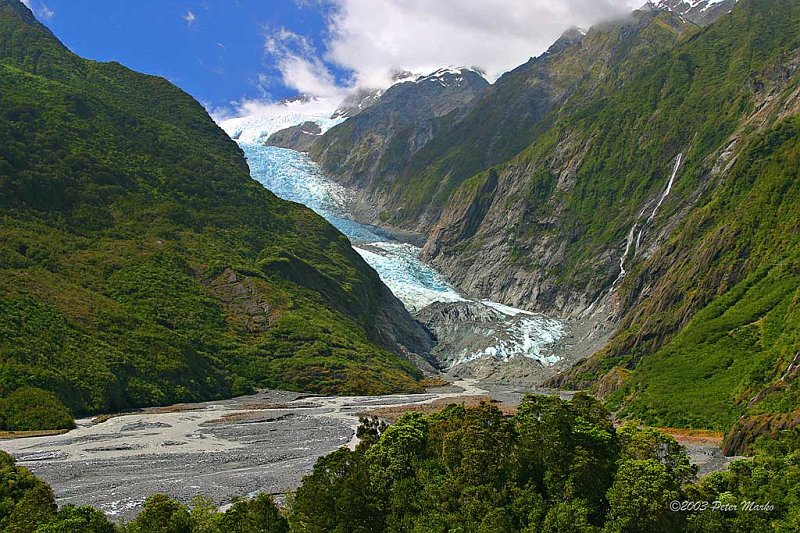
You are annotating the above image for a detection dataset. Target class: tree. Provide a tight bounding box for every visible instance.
[0,451,57,533]
[36,505,117,532]
[123,494,191,533]
[604,459,683,533]
[290,448,379,533]
[217,493,288,533]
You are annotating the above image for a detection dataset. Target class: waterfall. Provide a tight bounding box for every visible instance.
[611,152,684,290]
[611,205,649,289]
[647,152,683,224]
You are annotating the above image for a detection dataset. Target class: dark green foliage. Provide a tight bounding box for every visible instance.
[0,387,73,431]
[289,401,799,532]
[37,505,117,533]
[1,414,798,532]
[291,396,682,532]
[123,494,192,533]
[0,451,57,532]
[121,493,289,533]
[685,429,800,532]
[217,493,289,533]
[0,0,423,430]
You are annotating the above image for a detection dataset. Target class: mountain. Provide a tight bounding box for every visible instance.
[304,0,800,449]
[330,71,418,119]
[304,68,490,222]
[0,0,433,430]
[310,11,696,235]
[654,0,738,26]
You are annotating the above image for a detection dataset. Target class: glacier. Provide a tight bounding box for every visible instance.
[237,139,565,369]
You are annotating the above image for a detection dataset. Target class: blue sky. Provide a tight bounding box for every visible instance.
[30,0,346,112]
[26,0,639,119]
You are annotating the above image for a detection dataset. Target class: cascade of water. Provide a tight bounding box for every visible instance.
[611,152,684,290]
[611,205,649,289]
[647,152,683,224]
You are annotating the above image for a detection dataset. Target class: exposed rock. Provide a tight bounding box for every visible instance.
[722,410,800,456]
[309,67,489,199]
[591,367,631,400]
[266,121,322,152]
[120,421,172,432]
[205,268,276,334]
[416,300,571,381]
[653,0,737,27]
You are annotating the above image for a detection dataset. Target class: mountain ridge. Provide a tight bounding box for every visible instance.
[0,0,432,430]
[297,0,800,448]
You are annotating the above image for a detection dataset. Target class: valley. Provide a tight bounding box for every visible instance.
[0,380,533,520]
[1,0,800,529]
[236,140,579,378]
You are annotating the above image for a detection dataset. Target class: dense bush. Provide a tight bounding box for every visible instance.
[0,387,74,431]
[0,0,423,430]
[290,397,799,532]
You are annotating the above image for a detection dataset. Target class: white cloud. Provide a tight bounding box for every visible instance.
[183,9,196,26]
[22,0,55,20]
[226,0,646,121]
[262,26,345,99]
[323,0,643,88]
[38,4,54,19]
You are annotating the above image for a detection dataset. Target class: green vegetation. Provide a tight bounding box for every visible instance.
[335,0,800,439]
[290,399,800,532]
[0,0,423,431]
[3,400,798,532]
[542,0,800,438]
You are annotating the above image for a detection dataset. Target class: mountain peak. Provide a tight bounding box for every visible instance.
[648,0,738,26]
[412,67,488,89]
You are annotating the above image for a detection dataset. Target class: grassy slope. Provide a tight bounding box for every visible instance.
[0,0,421,430]
[607,117,800,430]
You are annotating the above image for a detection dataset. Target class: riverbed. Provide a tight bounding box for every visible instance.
[0,380,501,520]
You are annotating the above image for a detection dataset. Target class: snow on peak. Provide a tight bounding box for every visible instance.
[409,67,486,89]
[219,97,344,145]
[652,0,734,15]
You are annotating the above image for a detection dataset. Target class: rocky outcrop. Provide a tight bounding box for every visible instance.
[309,67,489,213]
[653,0,737,27]
[265,121,322,152]
[722,411,800,456]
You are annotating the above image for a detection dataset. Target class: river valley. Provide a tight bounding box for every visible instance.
[0,380,532,520]
[0,139,730,519]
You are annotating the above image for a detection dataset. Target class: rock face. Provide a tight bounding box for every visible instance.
[265,121,322,152]
[308,67,489,221]
[654,0,738,27]
[306,0,800,442]
[312,9,696,317]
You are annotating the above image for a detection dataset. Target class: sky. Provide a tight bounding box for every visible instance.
[25,0,645,120]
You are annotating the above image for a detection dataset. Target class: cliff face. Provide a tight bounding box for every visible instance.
[306,68,490,227]
[436,0,800,435]
[307,0,800,439]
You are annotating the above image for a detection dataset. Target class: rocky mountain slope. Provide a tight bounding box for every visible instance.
[305,68,490,223]
[654,0,738,27]
[304,0,800,448]
[0,0,433,430]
